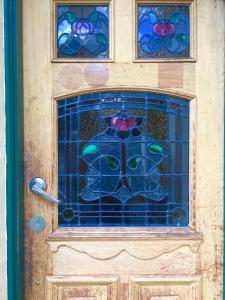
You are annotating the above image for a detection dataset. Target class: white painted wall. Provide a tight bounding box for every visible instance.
[0,0,7,299]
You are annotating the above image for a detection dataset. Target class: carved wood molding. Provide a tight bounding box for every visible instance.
[48,240,202,261]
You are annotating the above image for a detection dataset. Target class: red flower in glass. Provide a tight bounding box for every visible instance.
[153,22,175,37]
[111,113,137,131]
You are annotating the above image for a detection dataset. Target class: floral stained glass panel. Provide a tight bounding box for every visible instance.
[138,5,190,59]
[58,91,190,227]
[57,5,109,59]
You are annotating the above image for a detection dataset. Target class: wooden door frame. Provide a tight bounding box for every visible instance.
[4,0,24,299]
[4,1,224,299]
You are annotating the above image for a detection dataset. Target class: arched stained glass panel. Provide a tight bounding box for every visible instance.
[58,91,190,227]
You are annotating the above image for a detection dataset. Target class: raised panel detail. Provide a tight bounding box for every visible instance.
[58,286,104,299]
[130,275,201,300]
[45,275,119,300]
[48,238,201,280]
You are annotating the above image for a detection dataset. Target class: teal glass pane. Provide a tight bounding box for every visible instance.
[138,5,190,59]
[58,91,190,227]
[57,5,109,58]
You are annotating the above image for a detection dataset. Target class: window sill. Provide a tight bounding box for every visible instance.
[47,227,202,242]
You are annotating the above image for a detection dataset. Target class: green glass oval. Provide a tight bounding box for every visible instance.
[107,156,119,170]
[88,11,99,24]
[148,144,164,154]
[96,33,108,45]
[82,144,98,156]
[128,156,142,170]
[176,33,187,44]
[65,12,77,23]
[170,13,180,25]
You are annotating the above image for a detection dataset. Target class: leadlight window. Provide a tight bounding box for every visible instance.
[137,5,190,59]
[56,5,109,59]
[58,91,189,227]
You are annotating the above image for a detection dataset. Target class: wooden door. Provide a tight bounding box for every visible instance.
[23,0,224,299]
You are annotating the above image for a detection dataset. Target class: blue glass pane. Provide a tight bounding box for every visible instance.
[57,5,109,58]
[58,91,189,227]
[138,5,190,58]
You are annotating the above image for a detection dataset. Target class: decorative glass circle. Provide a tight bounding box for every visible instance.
[171,207,185,221]
[63,208,75,221]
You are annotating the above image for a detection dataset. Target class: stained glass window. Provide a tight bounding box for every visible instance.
[58,91,189,227]
[137,5,190,59]
[57,5,109,59]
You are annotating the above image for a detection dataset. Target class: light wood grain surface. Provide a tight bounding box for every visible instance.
[23,0,224,299]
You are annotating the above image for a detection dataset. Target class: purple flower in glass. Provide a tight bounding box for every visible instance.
[58,10,109,56]
[72,20,94,36]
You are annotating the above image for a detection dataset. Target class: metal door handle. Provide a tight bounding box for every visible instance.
[29,177,61,204]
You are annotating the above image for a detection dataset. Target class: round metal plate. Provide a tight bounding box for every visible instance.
[29,177,47,192]
[29,215,46,232]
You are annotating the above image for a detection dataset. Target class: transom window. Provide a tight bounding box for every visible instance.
[53,1,194,61]
[137,4,190,59]
[56,4,110,59]
[57,91,189,227]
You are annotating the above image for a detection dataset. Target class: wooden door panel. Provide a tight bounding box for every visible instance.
[46,276,119,300]
[47,235,202,299]
[48,238,201,279]
[45,275,201,300]
[129,275,201,300]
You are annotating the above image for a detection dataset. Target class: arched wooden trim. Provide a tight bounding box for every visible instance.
[52,86,195,102]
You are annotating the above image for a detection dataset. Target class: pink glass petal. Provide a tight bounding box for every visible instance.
[130,118,136,127]
[116,119,123,127]
[168,23,175,34]
[120,123,128,131]
[112,117,119,127]
[126,119,132,127]
[163,23,175,35]
[161,26,166,37]
[153,23,162,34]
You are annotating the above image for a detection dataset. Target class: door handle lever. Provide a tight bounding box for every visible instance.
[29,177,61,204]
